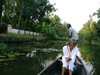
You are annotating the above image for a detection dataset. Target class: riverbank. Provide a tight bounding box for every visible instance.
[0,33,67,62]
[0,33,68,42]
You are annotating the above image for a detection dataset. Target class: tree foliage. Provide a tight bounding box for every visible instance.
[50,15,68,36]
[2,0,69,38]
[79,18,97,43]
[79,7,100,75]
[41,22,56,38]
[2,0,55,31]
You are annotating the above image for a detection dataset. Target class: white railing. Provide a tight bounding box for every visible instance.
[7,24,40,35]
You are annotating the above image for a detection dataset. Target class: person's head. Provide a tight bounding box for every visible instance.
[67,39,77,48]
[67,23,71,29]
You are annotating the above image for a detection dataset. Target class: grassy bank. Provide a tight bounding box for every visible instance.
[0,33,67,62]
[0,33,68,42]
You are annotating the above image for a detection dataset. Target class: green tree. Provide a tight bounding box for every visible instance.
[41,22,56,38]
[79,18,97,44]
[2,0,55,33]
[52,15,69,37]
[95,19,100,39]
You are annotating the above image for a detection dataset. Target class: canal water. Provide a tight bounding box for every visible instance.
[0,40,65,75]
[0,40,98,75]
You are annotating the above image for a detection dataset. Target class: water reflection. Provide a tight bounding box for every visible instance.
[1,39,98,75]
[79,43,100,75]
[79,56,94,75]
[26,50,36,57]
[0,48,61,75]
[35,49,61,68]
[42,60,54,68]
[76,49,93,75]
[0,56,43,75]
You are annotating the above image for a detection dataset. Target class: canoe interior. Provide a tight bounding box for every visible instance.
[38,56,88,75]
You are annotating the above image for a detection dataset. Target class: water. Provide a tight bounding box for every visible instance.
[0,48,62,75]
[1,40,99,75]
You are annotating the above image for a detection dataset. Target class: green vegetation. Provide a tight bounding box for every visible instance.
[0,33,35,38]
[0,0,69,38]
[0,42,25,62]
[79,8,100,75]
[2,0,55,30]
[1,0,100,74]
[0,33,67,62]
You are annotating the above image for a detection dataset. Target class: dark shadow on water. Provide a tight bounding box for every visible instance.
[0,55,43,75]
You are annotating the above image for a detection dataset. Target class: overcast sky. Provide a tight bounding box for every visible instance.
[49,0,100,32]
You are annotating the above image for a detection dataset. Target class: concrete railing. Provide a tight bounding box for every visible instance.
[7,24,40,35]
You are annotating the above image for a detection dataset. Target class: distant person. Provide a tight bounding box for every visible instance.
[67,23,79,42]
[61,39,78,75]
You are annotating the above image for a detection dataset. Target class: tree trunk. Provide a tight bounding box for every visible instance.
[18,4,24,34]
[0,0,3,33]
[24,19,27,34]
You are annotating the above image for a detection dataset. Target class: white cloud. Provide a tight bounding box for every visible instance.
[49,0,100,32]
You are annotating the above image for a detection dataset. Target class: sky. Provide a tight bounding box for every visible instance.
[49,0,100,32]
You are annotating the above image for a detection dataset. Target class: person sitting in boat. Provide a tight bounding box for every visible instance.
[61,39,78,75]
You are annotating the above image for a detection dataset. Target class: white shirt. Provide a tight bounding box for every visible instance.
[68,27,79,40]
[63,45,78,62]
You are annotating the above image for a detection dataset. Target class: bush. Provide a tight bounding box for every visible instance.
[0,43,8,55]
[41,22,57,38]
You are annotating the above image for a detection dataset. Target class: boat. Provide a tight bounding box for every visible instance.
[37,56,88,75]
